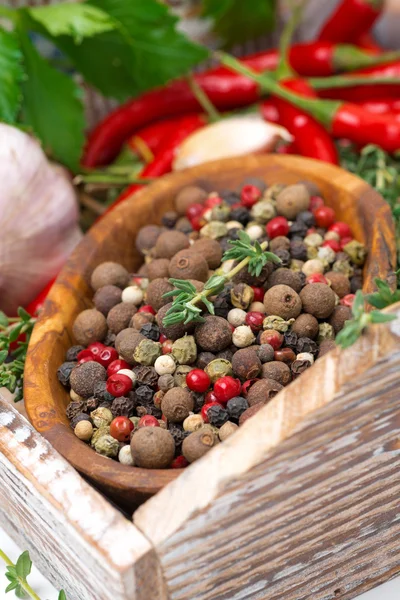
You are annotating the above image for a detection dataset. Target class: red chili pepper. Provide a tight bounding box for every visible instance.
[354,98,400,115]
[318,0,383,44]
[25,279,56,317]
[355,32,382,55]
[128,116,195,159]
[103,114,205,215]
[83,43,391,167]
[260,99,280,124]
[269,79,339,164]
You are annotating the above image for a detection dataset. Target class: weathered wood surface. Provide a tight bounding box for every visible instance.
[24,155,396,508]
[0,392,169,600]
[135,303,400,600]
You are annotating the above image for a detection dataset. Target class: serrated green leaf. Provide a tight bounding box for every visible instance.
[5,581,18,593]
[58,591,67,600]
[15,551,32,580]
[0,27,25,123]
[0,311,9,327]
[18,31,85,172]
[370,311,397,324]
[28,3,115,43]
[202,0,275,47]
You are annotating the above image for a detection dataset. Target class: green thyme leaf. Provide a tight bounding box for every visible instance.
[351,290,365,318]
[370,310,397,324]
[58,591,67,600]
[5,581,18,593]
[204,275,226,292]
[201,296,215,315]
[0,312,9,328]
[15,551,32,580]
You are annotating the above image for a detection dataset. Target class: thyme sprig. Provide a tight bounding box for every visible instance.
[162,231,281,327]
[0,308,36,402]
[336,289,397,349]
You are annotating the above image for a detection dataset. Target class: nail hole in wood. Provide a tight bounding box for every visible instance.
[334,589,341,597]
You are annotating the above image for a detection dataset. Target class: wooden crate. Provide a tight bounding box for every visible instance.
[2,303,400,600]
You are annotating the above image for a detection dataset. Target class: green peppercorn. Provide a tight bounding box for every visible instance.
[133,339,162,365]
[90,425,110,447]
[343,240,367,266]
[318,322,335,342]
[332,259,354,277]
[94,433,120,458]
[172,335,197,365]
[174,365,194,387]
[211,202,231,222]
[231,283,254,310]
[250,200,276,223]
[262,315,294,333]
[204,358,233,383]
[200,221,228,239]
[90,407,113,428]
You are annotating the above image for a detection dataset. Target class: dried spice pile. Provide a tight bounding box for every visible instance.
[58,177,366,469]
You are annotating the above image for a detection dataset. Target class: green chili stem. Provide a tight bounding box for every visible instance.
[186,74,220,123]
[0,6,15,20]
[276,2,304,79]
[310,74,400,89]
[74,174,155,185]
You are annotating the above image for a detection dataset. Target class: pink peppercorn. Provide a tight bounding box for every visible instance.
[266,217,289,239]
[213,376,241,404]
[106,373,132,397]
[138,415,160,428]
[241,184,262,208]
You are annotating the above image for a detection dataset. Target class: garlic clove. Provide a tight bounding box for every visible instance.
[173,115,293,171]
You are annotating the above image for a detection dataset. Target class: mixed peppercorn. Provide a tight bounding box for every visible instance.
[58,177,366,470]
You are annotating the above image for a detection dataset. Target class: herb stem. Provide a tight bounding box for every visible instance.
[186,74,220,123]
[0,5,15,20]
[0,548,41,600]
[74,174,155,186]
[0,549,13,567]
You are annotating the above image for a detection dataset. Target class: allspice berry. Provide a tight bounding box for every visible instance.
[232,348,261,380]
[175,185,208,215]
[300,283,336,319]
[219,421,238,441]
[73,309,107,346]
[93,285,122,316]
[195,316,232,352]
[91,262,130,291]
[107,302,137,334]
[70,361,106,398]
[269,236,291,253]
[155,230,190,259]
[264,285,302,320]
[247,378,283,407]
[147,258,171,281]
[131,312,154,330]
[190,238,222,269]
[157,302,195,341]
[276,184,310,220]
[169,250,209,282]
[136,225,163,255]
[261,361,291,385]
[291,313,319,339]
[115,329,145,364]
[329,305,352,334]
[239,403,264,426]
[161,387,194,422]
[182,427,218,463]
[267,268,302,293]
[146,278,174,312]
[325,271,351,298]
[130,427,175,468]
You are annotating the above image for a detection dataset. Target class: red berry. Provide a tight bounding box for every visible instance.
[306,273,328,285]
[340,236,353,249]
[77,349,95,363]
[87,342,105,356]
[309,195,324,211]
[186,203,204,221]
[106,373,132,397]
[162,340,173,354]
[307,227,317,236]
[159,334,168,343]
[201,401,222,423]
[107,359,130,377]
[340,294,355,307]
[96,346,118,368]
[138,415,159,428]
[241,379,259,397]
[328,221,352,238]
[205,390,218,404]
[213,376,241,404]
[138,305,156,315]
[266,216,289,239]
[241,184,262,208]
[132,276,143,286]
[314,206,336,229]
[186,369,211,393]
[245,311,264,332]
[322,239,341,252]
[110,416,134,442]
[251,287,264,302]
[191,214,206,231]
[171,455,189,469]
[260,329,283,350]
[205,195,223,209]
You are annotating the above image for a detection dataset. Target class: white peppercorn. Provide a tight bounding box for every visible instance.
[183,413,204,432]
[304,233,323,248]
[74,421,93,441]
[302,259,325,277]
[232,325,255,348]
[249,301,266,314]
[226,220,243,230]
[154,355,176,375]
[121,285,144,305]
[70,389,84,402]
[117,369,137,383]
[246,224,264,240]
[296,352,314,364]
[227,308,247,327]
[118,445,135,465]
[219,421,238,441]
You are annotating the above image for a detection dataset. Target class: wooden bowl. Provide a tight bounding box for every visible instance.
[24,155,396,510]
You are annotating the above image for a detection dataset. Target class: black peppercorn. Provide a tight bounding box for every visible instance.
[70,412,92,430]
[227,228,242,240]
[230,206,250,226]
[162,211,179,228]
[350,275,363,293]
[226,396,249,421]
[221,189,241,205]
[207,403,229,427]
[93,381,114,403]
[216,349,234,362]
[168,423,189,451]
[85,397,99,412]
[66,400,85,420]
[284,331,298,350]
[57,362,77,387]
[291,359,312,378]
[297,210,315,227]
[274,248,291,268]
[196,352,216,369]
[213,286,233,319]
[140,322,160,342]
[65,346,84,361]
[219,237,232,254]
[296,336,318,356]
[192,392,205,413]
[103,331,116,347]
[111,396,136,418]
[289,221,308,238]
[135,385,154,405]
[134,365,158,387]
[290,240,308,261]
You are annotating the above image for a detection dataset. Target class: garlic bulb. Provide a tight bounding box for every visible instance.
[0,124,82,314]
[173,115,293,171]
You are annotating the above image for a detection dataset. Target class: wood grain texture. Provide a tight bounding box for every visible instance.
[0,392,169,600]
[135,302,400,600]
[24,155,396,508]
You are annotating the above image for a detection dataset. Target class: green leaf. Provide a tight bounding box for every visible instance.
[6,566,17,578]
[15,551,32,580]
[201,296,215,315]
[28,3,115,43]
[58,591,67,600]
[204,275,226,291]
[0,350,8,364]
[17,307,32,323]
[18,31,85,172]
[5,582,18,593]
[370,310,397,324]
[0,311,9,327]
[0,27,25,123]
[56,0,208,100]
[365,292,390,309]
[202,0,276,47]
[9,323,23,343]
[351,290,365,318]
[14,584,27,599]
